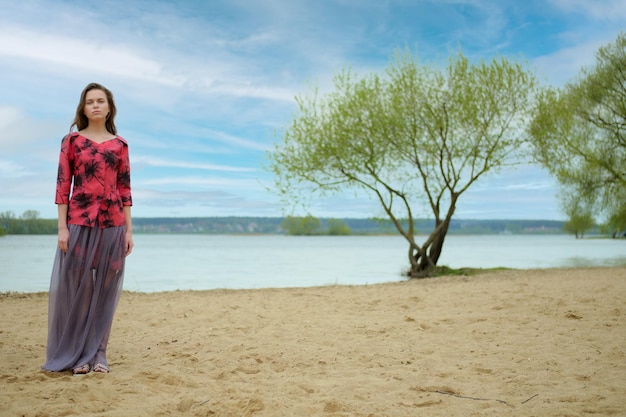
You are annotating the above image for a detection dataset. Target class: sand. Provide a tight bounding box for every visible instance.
[1,266,625,417]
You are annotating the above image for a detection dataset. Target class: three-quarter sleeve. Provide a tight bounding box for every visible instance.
[55,134,74,205]
[117,141,133,207]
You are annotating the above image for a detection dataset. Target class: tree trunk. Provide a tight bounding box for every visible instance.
[407,215,453,278]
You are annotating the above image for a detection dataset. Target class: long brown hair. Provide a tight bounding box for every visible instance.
[70,82,117,134]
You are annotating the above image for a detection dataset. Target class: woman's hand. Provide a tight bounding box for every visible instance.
[58,228,69,253]
[125,231,134,256]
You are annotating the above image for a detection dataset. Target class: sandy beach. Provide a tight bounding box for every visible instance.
[1,266,625,417]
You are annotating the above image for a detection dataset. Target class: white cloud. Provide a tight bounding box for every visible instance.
[0,21,297,103]
[549,0,626,20]
[131,187,281,217]
[0,27,183,87]
[501,181,553,191]
[532,38,612,85]
[192,128,270,151]
[0,160,30,178]
[0,106,21,128]
[0,105,64,151]
[132,156,256,172]
[137,176,262,189]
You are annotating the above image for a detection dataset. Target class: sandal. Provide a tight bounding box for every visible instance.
[72,364,91,375]
[92,363,109,373]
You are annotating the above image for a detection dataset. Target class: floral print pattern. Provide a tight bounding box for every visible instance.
[56,133,132,228]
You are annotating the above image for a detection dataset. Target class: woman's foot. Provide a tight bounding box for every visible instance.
[72,364,91,375]
[92,363,109,373]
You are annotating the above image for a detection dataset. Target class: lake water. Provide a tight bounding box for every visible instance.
[1,234,624,293]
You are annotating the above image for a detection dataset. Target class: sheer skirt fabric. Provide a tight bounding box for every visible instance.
[42,224,126,372]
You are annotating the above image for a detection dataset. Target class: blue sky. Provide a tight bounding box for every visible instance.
[0,0,624,220]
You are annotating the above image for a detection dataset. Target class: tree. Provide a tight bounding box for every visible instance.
[530,33,626,233]
[280,215,322,235]
[0,211,16,219]
[0,211,16,234]
[0,210,56,234]
[563,215,595,239]
[560,190,595,238]
[20,210,40,220]
[269,50,539,277]
[326,219,351,235]
[603,198,626,238]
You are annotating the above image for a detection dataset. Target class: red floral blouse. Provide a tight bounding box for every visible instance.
[55,133,132,228]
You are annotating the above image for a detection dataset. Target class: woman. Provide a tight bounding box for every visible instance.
[42,83,134,375]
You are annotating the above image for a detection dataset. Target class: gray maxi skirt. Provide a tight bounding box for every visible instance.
[42,223,126,372]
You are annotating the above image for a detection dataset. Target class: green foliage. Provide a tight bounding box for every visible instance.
[20,210,41,220]
[326,218,352,235]
[603,203,626,238]
[281,217,353,235]
[563,215,595,239]
[0,210,57,234]
[269,49,540,277]
[280,215,322,235]
[558,188,596,238]
[0,211,16,220]
[530,32,626,229]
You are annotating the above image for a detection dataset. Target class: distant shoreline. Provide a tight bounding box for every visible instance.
[1,216,571,236]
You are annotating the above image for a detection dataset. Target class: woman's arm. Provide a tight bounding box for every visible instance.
[124,205,134,256]
[57,204,69,253]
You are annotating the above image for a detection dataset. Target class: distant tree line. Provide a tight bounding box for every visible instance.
[1,211,572,236]
[0,211,57,235]
[280,215,352,235]
[280,216,573,236]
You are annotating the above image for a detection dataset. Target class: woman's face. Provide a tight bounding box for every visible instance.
[83,89,109,123]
